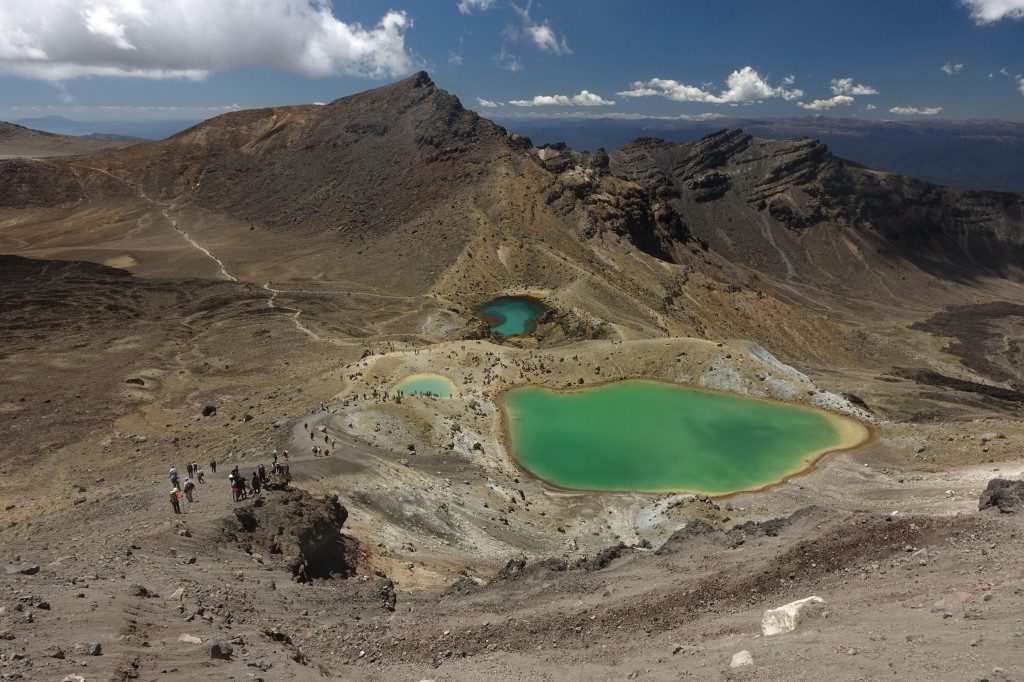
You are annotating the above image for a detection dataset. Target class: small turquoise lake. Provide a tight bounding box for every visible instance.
[476,296,548,337]
[392,373,459,398]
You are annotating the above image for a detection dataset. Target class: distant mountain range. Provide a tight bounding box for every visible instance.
[13,115,197,141]
[0,121,139,158]
[11,112,1023,193]
[494,116,1024,194]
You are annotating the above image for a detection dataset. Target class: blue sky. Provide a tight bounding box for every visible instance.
[1,0,1022,122]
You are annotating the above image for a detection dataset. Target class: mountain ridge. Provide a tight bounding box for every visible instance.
[2,71,1022,302]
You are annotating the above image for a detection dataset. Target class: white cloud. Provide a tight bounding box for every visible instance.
[475,97,500,108]
[1017,75,1024,94]
[617,67,803,104]
[961,0,1024,23]
[865,103,877,110]
[0,102,247,120]
[509,90,615,106]
[830,77,878,95]
[941,62,965,75]
[457,0,496,13]
[448,51,463,66]
[494,48,522,72]
[889,106,943,115]
[0,1,414,81]
[1000,66,1011,76]
[509,2,570,55]
[797,95,854,110]
[493,110,725,121]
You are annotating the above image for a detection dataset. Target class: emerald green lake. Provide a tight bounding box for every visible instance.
[477,296,547,337]
[392,373,458,398]
[503,380,868,495]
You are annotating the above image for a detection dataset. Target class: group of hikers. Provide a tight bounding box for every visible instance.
[168,451,291,513]
[168,461,205,513]
[306,421,335,457]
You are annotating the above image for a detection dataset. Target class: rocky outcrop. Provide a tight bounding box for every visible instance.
[608,127,1024,286]
[979,478,1024,513]
[225,490,357,581]
[761,596,827,636]
[654,520,719,555]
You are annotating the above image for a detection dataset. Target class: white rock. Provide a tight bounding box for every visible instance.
[730,650,754,668]
[761,596,826,636]
[178,633,202,644]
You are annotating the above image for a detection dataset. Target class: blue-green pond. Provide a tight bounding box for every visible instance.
[392,373,459,398]
[503,379,870,495]
[477,296,548,337]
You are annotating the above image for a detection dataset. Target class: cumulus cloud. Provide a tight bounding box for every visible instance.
[865,103,877,110]
[0,102,245,119]
[495,110,724,121]
[830,77,878,96]
[1017,75,1024,94]
[889,106,943,115]
[0,0,414,81]
[797,95,854,110]
[941,62,965,75]
[457,0,496,13]
[509,2,570,55]
[509,90,615,106]
[961,0,1024,23]
[617,67,803,104]
[475,97,500,108]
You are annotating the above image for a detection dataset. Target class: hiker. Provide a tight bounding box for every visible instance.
[186,462,194,479]
[236,475,247,499]
[170,487,181,514]
[183,478,195,502]
[251,470,261,494]
[282,449,289,461]
[209,457,217,474]
[257,463,266,483]
[196,467,205,484]
[324,448,329,457]
[272,451,278,464]
[229,474,240,502]
[169,467,180,489]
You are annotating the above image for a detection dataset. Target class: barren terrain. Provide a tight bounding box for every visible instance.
[2,73,1023,680]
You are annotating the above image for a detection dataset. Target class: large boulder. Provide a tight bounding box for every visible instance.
[730,650,754,668]
[225,490,356,581]
[979,478,1024,513]
[207,640,233,660]
[761,596,826,636]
